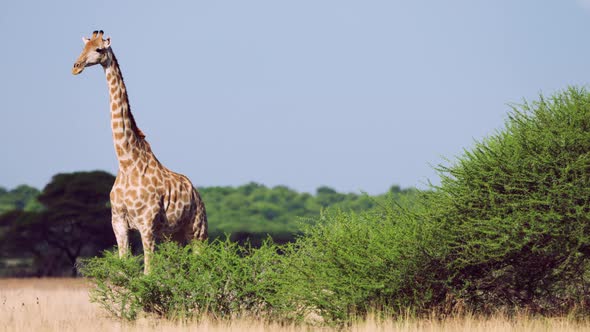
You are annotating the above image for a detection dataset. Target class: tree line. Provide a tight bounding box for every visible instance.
[0,174,418,277]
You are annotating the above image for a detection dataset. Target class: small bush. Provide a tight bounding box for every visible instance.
[80,250,143,319]
[81,238,283,321]
[273,205,447,324]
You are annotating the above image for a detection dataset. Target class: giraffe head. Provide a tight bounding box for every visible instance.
[72,30,112,75]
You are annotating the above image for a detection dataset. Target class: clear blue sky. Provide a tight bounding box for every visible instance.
[2,1,590,194]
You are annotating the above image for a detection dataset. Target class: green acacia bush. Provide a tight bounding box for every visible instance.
[81,250,144,319]
[272,205,448,324]
[429,87,590,312]
[81,239,282,320]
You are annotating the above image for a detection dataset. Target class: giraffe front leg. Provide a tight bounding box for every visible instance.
[140,227,156,274]
[112,212,129,258]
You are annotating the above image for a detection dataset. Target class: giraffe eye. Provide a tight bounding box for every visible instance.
[96,48,103,53]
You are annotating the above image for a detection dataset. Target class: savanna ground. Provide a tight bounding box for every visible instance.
[1,278,589,332]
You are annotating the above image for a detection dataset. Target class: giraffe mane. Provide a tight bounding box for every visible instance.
[110,51,146,141]
[127,106,146,140]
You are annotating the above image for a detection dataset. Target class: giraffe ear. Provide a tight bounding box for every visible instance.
[82,37,90,44]
[104,37,111,48]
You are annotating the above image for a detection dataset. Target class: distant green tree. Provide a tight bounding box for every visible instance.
[199,183,419,246]
[0,185,42,214]
[0,171,116,276]
[23,198,43,212]
[0,175,418,275]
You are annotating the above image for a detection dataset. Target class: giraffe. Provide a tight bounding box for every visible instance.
[72,30,207,273]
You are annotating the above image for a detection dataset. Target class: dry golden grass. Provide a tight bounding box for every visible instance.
[0,278,298,332]
[1,278,589,332]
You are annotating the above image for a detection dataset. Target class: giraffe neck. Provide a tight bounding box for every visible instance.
[103,50,150,171]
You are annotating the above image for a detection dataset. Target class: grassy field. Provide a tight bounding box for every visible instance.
[1,278,589,332]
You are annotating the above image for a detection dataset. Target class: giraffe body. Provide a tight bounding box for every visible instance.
[73,30,207,273]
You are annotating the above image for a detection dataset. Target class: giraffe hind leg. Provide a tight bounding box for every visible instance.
[191,189,208,241]
[192,202,208,241]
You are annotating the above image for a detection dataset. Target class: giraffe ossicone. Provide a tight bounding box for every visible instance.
[72,30,208,274]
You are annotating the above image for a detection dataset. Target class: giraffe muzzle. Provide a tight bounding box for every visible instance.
[72,62,85,75]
